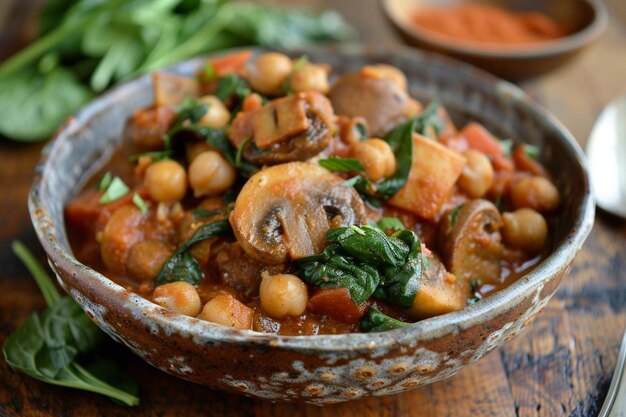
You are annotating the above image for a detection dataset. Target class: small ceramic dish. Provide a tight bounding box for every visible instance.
[381,0,608,80]
[29,45,594,404]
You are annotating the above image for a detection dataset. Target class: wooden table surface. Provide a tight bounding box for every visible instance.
[1,1,626,416]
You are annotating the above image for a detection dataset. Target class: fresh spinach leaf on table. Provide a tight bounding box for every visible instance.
[3,241,139,406]
[0,0,354,141]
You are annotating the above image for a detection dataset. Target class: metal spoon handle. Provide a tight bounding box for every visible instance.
[598,331,626,417]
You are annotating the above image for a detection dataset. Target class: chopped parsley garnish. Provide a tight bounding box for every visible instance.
[132,193,148,214]
[99,177,129,204]
[96,172,112,191]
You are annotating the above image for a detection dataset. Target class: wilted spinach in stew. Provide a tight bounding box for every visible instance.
[66,50,560,335]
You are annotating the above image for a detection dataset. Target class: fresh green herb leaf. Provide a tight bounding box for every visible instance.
[376,217,405,233]
[235,136,251,168]
[174,97,209,127]
[318,157,365,173]
[98,177,129,204]
[525,144,540,160]
[202,62,216,82]
[156,219,232,286]
[298,225,422,308]
[341,176,364,188]
[0,68,92,141]
[96,172,113,191]
[222,189,238,205]
[450,204,464,228]
[132,193,148,214]
[11,241,60,306]
[373,229,422,307]
[500,138,514,158]
[414,99,444,136]
[467,279,483,305]
[279,55,308,94]
[298,245,381,305]
[192,208,223,218]
[355,122,367,141]
[469,279,481,293]
[360,308,409,332]
[371,117,416,200]
[494,195,504,212]
[128,149,172,162]
[0,1,354,142]
[4,242,139,406]
[215,73,251,103]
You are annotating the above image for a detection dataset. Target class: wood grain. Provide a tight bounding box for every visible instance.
[1,0,625,416]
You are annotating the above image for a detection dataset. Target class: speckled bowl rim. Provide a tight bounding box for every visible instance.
[381,0,608,59]
[29,44,595,354]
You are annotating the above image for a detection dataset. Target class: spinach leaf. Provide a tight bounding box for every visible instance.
[4,241,139,406]
[414,99,444,136]
[371,117,416,201]
[0,0,354,142]
[192,208,223,218]
[318,157,365,173]
[375,230,422,308]
[298,246,380,305]
[0,68,92,141]
[360,308,409,332]
[298,225,423,308]
[156,219,232,286]
[325,225,408,267]
[215,73,251,103]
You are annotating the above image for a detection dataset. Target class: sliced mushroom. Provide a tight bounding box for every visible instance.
[329,71,413,137]
[408,251,469,319]
[437,199,504,285]
[228,92,335,165]
[230,162,366,264]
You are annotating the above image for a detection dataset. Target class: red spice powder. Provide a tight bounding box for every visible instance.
[412,3,572,48]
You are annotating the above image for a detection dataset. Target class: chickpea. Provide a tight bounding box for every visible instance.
[457,150,495,198]
[188,150,236,197]
[363,64,408,90]
[350,138,397,182]
[246,52,293,95]
[153,281,201,316]
[144,160,187,202]
[198,294,253,330]
[197,95,230,129]
[127,240,173,282]
[511,176,560,212]
[290,64,330,94]
[502,208,548,253]
[259,273,308,319]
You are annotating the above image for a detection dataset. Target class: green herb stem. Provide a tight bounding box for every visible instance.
[0,27,70,76]
[11,241,60,307]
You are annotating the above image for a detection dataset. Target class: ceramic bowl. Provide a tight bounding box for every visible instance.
[29,45,594,404]
[381,0,608,80]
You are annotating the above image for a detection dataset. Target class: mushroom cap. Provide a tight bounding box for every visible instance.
[230,162,367,264]
[229,92,336,165]
[329,72,412,137]
[437,199,504,285]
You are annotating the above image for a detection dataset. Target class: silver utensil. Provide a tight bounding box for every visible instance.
[597,331,626,417]
[586,95,626,218]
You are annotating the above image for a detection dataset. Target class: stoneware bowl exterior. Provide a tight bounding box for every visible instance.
[381,0,608,80]
[29,45,594,404]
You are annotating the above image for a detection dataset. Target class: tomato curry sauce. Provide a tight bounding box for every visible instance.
[66,51,559,335]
